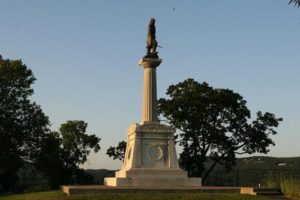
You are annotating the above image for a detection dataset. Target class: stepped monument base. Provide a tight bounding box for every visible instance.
[104,123,201,187]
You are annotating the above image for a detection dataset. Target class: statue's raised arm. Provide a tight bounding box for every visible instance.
[145,18,159,58]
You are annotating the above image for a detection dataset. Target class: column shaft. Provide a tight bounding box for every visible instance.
[142,67,158,123]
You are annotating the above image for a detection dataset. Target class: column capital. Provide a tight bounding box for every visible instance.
[139,58,162,69]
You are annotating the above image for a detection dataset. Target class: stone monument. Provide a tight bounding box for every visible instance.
[104,18,201,187]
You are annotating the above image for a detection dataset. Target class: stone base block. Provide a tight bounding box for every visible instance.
[104,177,201,187]
[116,169,187,178]
[62,185,243,196]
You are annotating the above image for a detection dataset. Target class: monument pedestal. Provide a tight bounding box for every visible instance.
[104,123,201,186]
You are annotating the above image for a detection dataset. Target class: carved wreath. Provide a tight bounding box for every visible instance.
[146,144,163,161]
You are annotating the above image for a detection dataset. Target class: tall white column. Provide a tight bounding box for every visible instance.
[139,58,162,123]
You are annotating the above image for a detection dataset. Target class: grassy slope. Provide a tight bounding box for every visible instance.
[0,191,274,200]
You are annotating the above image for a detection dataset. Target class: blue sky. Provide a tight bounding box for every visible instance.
[1,0,300,169]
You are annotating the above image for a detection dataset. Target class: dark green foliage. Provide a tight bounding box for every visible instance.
[0,55,50,192]
[35,121,101,188]
[158,79,282,183]
[289,0,300,7]
[0,55,100,190]
[71,169,95,185]
[14,163,50,193]
[34,132,65,188]
[60,121,101,167]
[85,169,115,184]
[106,141,126,161]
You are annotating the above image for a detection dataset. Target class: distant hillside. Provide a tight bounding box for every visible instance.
[85,169,115,184]
[205,156,300,171]
[205,156,300,187]
[234,156,300,170]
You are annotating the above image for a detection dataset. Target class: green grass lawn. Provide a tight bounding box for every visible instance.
[0,191,274,200]
[280,179,300,200]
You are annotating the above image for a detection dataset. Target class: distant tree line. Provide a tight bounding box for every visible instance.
[0,55,101,193]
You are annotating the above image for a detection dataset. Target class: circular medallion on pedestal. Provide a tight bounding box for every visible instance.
[146,144,163,161]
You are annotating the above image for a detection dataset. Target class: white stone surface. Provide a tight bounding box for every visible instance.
[104,177,201,187]
[104,58,201,187]
[139,58,161,123]
[121,123,180,170]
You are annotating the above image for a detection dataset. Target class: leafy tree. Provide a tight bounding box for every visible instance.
[35,120,101,188]
[106,141,126,161]
[34,132,64,189]
[158,79,282,183]
[59,121,101,167]
[0,55,50,192]
[289,0,300,7]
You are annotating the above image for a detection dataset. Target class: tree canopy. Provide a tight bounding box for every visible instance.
[0,55,50,192]
[289,0,300,7]
[158,79,282,182]
[35,120,101,188]
[106,141,127,161]
[0,55,101,191]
